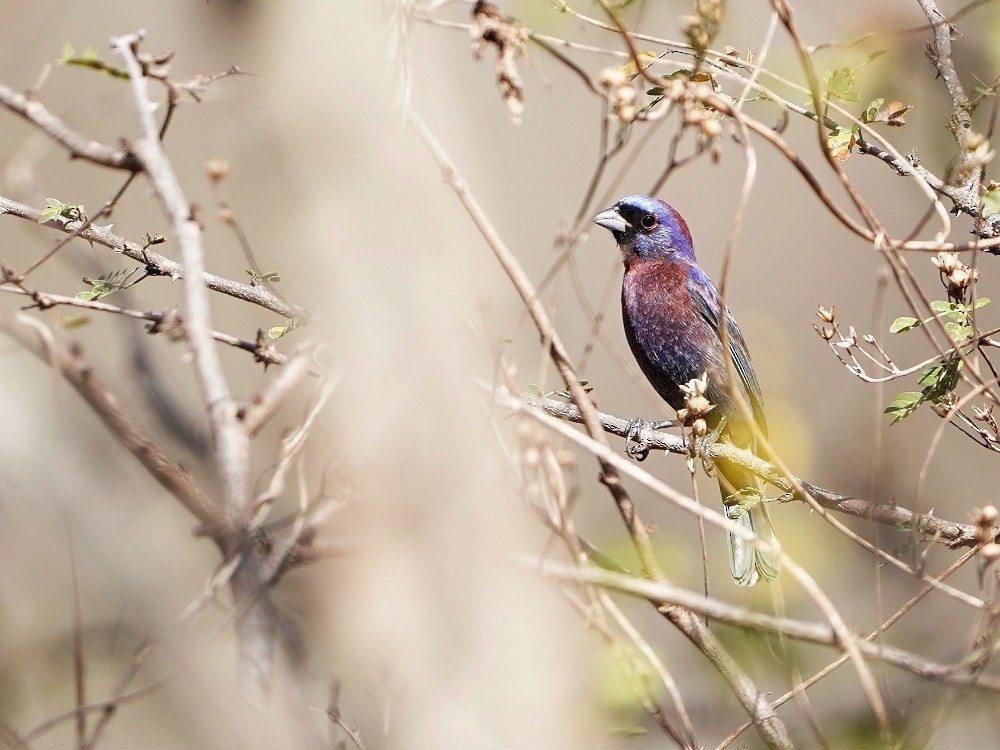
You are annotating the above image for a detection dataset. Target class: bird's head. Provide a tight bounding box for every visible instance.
[593,195,696,264]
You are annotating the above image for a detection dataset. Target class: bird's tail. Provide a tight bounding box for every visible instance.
[719,472,781,587]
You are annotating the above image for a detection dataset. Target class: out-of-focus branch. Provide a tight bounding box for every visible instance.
[239,351,317,437]
[0,80,143,171]
[0,310,223,533]
[539,560,1000,694]
[0,285,288,365]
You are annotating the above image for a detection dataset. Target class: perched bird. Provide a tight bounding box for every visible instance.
[594,194,780,586]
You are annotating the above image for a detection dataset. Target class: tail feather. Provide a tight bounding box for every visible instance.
[719,474,781,587]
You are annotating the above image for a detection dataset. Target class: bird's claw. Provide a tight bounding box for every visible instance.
[624,418,673,461]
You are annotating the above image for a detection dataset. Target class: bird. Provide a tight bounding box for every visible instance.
[593,194,780,586]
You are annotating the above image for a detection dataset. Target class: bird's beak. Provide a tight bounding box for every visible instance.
[593,207,629,234]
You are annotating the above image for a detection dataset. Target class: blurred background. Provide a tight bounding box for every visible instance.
[1,1,999,748]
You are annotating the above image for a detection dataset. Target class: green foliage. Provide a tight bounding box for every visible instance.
[885,297,988,423]
[76,268,142,301]
[595,642,658,733]
[823,67,861,103]
[60,42,129,79]
[267,317,302,339]
[38,198,85,224]
[246,268,281,284]
[983,181,1000,217]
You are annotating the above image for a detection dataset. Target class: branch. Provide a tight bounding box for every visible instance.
[0,80,143,171]
[540,560,1000,694]
[525,392,987,550]
[0,285,288,366]
[0,194,304,318]
[114,31,249,527]
[0,311,223,533]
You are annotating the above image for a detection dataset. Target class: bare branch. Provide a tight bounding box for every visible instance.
[0,311,223,533]
[540,560,1000,694]
[0,80,143,171]
[113,31,250,526]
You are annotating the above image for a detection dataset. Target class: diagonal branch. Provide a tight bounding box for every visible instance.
[0,80,143,171]
[0,310,223,534]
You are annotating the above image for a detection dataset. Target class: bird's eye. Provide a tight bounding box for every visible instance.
[640,214,658,231]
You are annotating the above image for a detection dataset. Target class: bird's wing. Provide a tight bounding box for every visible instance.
[686,269,767,435]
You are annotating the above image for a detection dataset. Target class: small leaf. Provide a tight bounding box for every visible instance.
[945,321,974,343]
[827,126,858,162]
[861,97,884,124]
[885,391,922,424]
[527,383,544,398]
[889,316,919,333]
[973,296,991,309]
[983,185,1000,217]
[875,100,913,127]
[823,67,861,103]
[929,300,951,313]
[267,317,301,339]
[621,50,659,77]
[38,198,70,223]
[57,314,90,329]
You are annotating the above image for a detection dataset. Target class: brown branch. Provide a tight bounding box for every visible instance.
[239,351,317,437]
[0,80,143,171]
[0,286,288,366]
[918,0,970,113]
[0,311,224,534]
[541,560,1000,694]
[0,194,304,318]
[526,392,987,549]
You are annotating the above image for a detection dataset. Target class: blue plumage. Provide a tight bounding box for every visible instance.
[594,195,780,586]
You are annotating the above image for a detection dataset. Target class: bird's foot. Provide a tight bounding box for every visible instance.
[624,418,674,461]
[693,417,728,475]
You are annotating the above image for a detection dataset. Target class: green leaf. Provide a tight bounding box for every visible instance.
[889,316,919,333]
[827,126,858,162]
[929,299,951,313]
[884,391,921,424]
[984,188,1000,217]
[266,317,301,339]
[823,67,861,103]
[75,268,140,301]
[945,321,974,343]
[973,296,991,309]
[39,198,71,223]
[861,97,884,123]
[527,383,544,398]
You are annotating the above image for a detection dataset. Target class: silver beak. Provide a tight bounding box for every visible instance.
[593,207,629,233]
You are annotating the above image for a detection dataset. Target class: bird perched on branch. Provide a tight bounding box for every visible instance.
[594,194,780,586]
